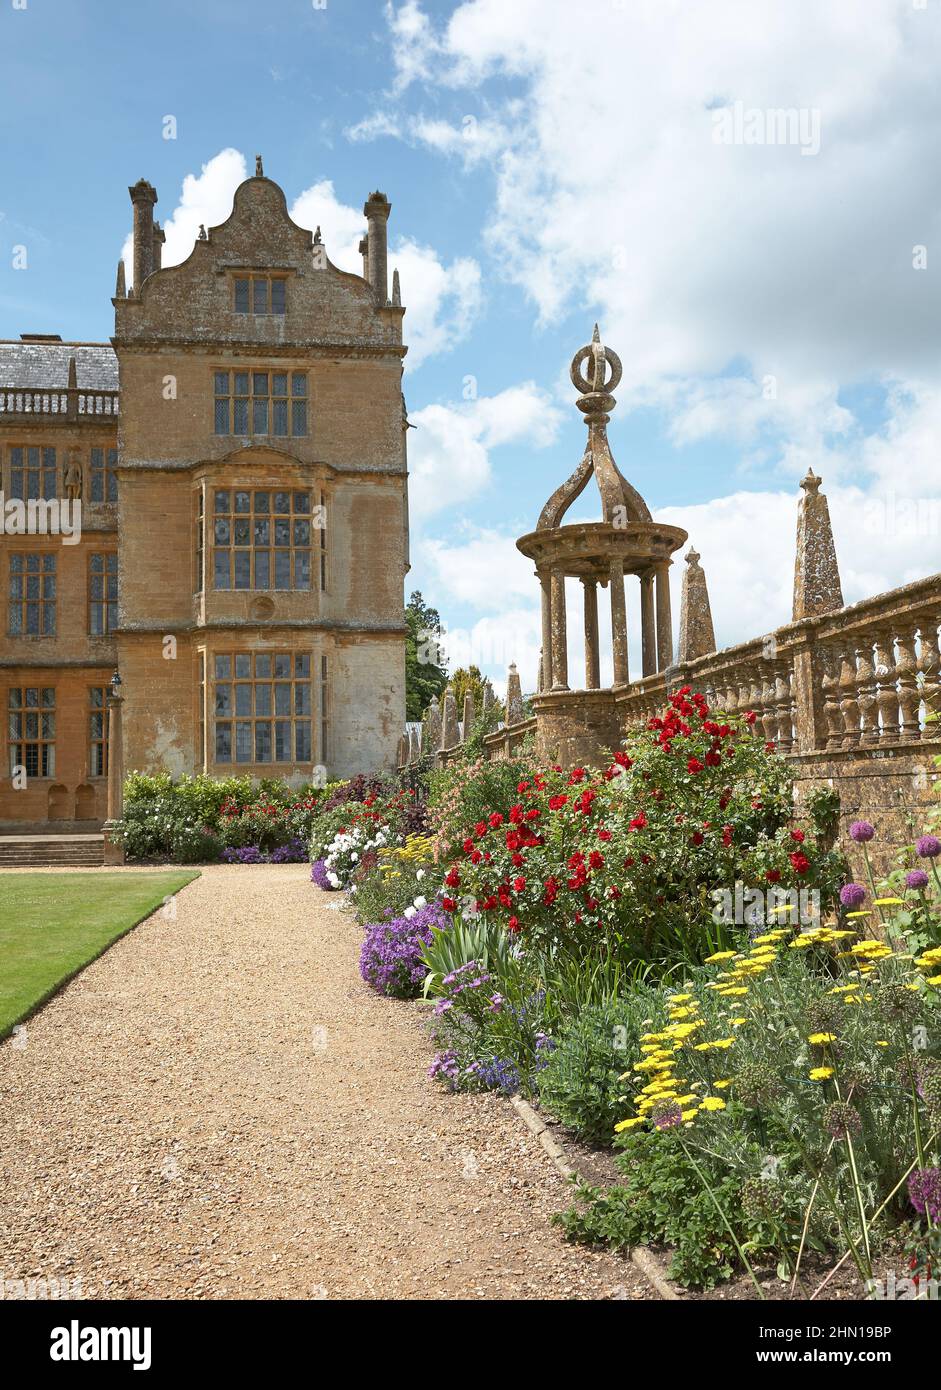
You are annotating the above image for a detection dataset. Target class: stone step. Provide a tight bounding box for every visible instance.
[0,835,105,868]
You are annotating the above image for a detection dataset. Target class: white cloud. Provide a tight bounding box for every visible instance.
[408,383,564,520]
[366,1,941,433]
[122,148,247,288]
[289,179,482,371]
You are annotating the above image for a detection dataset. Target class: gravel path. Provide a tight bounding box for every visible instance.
[0,865,647,1300]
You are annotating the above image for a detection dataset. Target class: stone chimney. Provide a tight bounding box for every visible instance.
[115,259,126,299]
[128,178,158,293]
[363,190,391,303]
[677,547,717,662]
[793,469,844,620]
[152,221,165,272]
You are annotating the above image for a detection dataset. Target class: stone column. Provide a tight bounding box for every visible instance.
[582,578,601,689]
[609,559,629,686]
[424,696,442,760]
[103,685,125,866]
[640,571,656,677]
[655,562,674,671]
[539,570,553,692]
[550,570,569,690]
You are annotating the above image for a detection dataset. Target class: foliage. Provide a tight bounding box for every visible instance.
[557,1131,789,1288]
[435,688,845,969]
[405,590,448,722]
[595,911,941,1288]
[360,902,448,1000]
[350,833,435,924]
[427,752,534,861]
[449,666,503,724]
[537,995,659,1145]
[120,771,337,862]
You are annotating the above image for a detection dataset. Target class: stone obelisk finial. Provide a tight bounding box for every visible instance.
[677,546,717,662]
[506,663,524,724]
[793,469,844,620]
[439,686,459,751]
[424,695,442,753]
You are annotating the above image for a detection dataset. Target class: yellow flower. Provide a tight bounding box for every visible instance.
[705,950,736,963]
[700,1096,727,1111]
[876,1040,888,1047]
[926,974,941,986]
[668,993,693,1003]
[809,1066,834,1081]
[730,1017,749,1027]
[845,910,873,919]
[718,986,749,996]
[713,1079,732,1088]
[614,1117,645,1132]
[808,1033,837,1045]
[681,1108,699,1121]
[872,897,904,906]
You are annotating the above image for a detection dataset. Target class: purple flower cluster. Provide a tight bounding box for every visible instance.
[469,1056,521,1094]
[916,835,941,859]
[310,858,335,890]
[906,869,930,890]
[222,838,307,865]
[839,882,867,908]
[428,1050,460,1084]
[908,1167,941,1224]
[849,820,875,843]
[221,844,265,864]
[360,902,449,999]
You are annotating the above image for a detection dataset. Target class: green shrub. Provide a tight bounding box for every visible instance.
[557,1129,791,1288]
[537,995,658,1145]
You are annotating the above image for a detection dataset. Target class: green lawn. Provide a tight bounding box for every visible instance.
[0,871,199,1040]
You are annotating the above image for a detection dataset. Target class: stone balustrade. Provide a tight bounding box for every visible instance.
[0,386,119,418]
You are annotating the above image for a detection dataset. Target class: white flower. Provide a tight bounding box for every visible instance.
[351,852,358,862]
[403,906,416,919]
[327,871,340,887]
[416,869,425,881]
[413,896,427,910]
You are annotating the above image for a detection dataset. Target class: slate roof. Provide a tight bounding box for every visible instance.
[0,341,119,392]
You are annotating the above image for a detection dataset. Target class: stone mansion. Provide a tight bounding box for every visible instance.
[0,163,409,832]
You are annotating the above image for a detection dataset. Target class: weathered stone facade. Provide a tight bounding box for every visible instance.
[1,165,408,830]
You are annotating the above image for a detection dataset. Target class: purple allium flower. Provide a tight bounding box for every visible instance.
[906,869,930,890]
[360,902,449,999]
[849,820,876,843]
[908,1167,941,1224]
[916,835,941,859]
[839,882,867,908]
[310,857,334,889]
[651,1100,684,1130]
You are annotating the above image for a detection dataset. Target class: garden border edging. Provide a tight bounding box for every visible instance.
[509,1095,683,1302]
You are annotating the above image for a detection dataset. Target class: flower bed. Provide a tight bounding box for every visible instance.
[327,687,941,1293]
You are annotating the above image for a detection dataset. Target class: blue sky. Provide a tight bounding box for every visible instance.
[3,0,940,694]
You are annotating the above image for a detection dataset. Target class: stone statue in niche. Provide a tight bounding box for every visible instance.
[63,448,83,502]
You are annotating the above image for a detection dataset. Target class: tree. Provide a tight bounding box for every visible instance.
[405,591,448,722]
[449,665,502,724]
